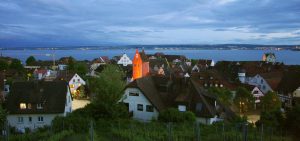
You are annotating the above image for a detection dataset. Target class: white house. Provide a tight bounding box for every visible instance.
[117,53,132,66]
[6,81,72,132]
[246,72,282,94]
[120,76,164,121]
[67,73,86,95]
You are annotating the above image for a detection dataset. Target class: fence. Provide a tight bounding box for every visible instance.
[1,120,291,141]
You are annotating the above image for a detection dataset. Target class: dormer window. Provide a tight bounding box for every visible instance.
[20,103,26,109]
[220,84,224,87]
[37,103,43,109]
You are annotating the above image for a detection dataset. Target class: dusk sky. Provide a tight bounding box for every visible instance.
[1,0,300,47]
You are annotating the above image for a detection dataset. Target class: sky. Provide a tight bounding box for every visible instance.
[1,0,300,47]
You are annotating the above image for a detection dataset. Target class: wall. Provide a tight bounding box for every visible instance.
[69,74,86,94]
[7,113,64,131]
[121,88,159,121]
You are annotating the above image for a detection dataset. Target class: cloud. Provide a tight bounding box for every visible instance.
[0,0,300,46]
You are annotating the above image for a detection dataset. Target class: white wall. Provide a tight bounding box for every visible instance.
[121,88,159,121]
[293,87,300,97]
[7,114,63,131]
[117,54,132,66]
[64,86,72,116]
[247,75,272,93]
[69,74,86,94]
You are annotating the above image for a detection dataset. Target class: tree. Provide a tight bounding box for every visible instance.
[88,64,127,119]
[158,108,196,122]
[75,62,88,76]
[261,91,281,112]
[234,87,254,113]
[208,87,233,106]
[286,105,300,139]
[67,56,76,71]
[25,56,36,66]
[0,59,9,71]
[256,109,284,130]
[0,105,7,129]
[9,59,24,71]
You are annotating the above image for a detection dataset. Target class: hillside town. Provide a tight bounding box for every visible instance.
[0,49,299,140]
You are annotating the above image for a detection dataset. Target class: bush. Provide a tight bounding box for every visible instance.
[52,115,90,133]
[158,108,196,123]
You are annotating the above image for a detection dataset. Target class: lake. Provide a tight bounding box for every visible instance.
[1,49,300,65]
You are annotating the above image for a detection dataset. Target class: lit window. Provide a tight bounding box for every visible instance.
[18,117,23,123]
[146,105,154,112]
[70,84,75,88]
[20,103,26,109]
[137,104,143,111]
[37,104,43,109]
[38,116,44,122]
[28,103,32,109]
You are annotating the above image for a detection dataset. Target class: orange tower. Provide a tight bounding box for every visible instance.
[132,49,143,80]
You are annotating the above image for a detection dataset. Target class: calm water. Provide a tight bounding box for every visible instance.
[1,49,300,65]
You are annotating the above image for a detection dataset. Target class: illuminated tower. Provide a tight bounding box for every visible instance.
[132,49,143,80]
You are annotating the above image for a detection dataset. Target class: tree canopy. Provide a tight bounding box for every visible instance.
[234,87,254,113]
[261,91,281,112]
[9,59,24,71]
[0,59,8,71]
[25,56,36,66]
[208,87,233,106]
[88,64,127,119]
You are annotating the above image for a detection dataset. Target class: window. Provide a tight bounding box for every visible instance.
[73,79,75,83]
[199,76,204,80]
[253,90,259,94]
[129,92,139,96]
[178,105,186,112]
[37,104,43,109]
[262,85,266,90]
[38,116,44,122]
[29,117,32,122]
[78,79,80,82]
[137,104,143,111]
[146,105,154,112]
[261,79,263,84]
[70,84,75,88]
[20,103,26,109]
[28,103,32,109]
[18,117,23,123]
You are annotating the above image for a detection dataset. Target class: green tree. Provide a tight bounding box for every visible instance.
[257,109,284,130]
[9,59,24,71]
[261,91,281,112]
[234,87,254,113]
[0,105,7,129]
[0,59,9,71]
[67,56,76,71]
[286,105,300,139]
[208,87,233,105]
[25,56,36,66]
[88,64,127,119]
[75,62,88,76]
[158,108,196,122]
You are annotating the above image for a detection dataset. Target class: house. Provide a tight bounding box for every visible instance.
[33,69,48,80]
[192,59,215,72]
[120,75,235,124]
[6,80,72,132]
[56,72,86,96]
[58,64,68,71]
[247,72,283,93]
[117,53,132,66]
[89,56,110,76]
[262,53,276,63]
[243,85,264,109]
[132,49,149,80]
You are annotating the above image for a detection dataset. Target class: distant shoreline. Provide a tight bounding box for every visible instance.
[0,44,299,51]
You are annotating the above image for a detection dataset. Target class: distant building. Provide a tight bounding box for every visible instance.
[132,49,149,80]
[247,72,283,93]
[6,81,72,132]
[262,53,276,63]
[192,59,215,72]
[57,73,86,96]
[117,53,132,66]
